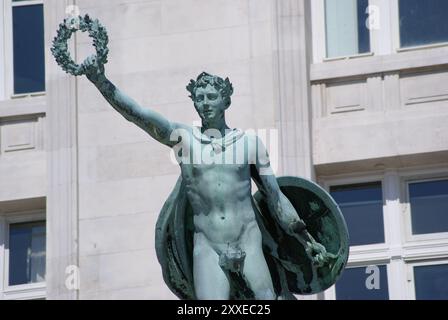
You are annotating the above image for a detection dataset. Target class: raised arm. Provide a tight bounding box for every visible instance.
[81,55,177,147]
[251,136,330,267]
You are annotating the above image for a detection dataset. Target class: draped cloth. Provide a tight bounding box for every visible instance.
[155,173,349,300]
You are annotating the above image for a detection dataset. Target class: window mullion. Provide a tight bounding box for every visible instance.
[383,170,403,248]
[385,0,400,52]
[4,0,14,98]
[0,218,5,298]
[368,0,394,55]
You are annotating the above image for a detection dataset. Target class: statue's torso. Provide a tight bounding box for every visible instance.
[178,127,259,250]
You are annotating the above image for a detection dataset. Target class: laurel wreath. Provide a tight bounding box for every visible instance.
[51,14,109,76]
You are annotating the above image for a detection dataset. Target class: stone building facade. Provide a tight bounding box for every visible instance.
[0,0,447,300]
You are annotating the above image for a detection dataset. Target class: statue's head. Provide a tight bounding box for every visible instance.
[186,72,234,121]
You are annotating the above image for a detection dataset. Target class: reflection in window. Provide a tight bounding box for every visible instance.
[336,265,389,300]
[12,3,45,94]
[414,264,448,300]
[409,179,448,235]
[9,221,46,286]
[399,0,448,48]
[325,0,370,58]
[330,182,384,246]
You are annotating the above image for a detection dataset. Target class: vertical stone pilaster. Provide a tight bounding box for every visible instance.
[273,0,316,300]
[273,0,314,179]
[45,0,79,300]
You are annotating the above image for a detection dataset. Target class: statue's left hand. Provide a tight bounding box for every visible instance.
[287,220,332,267]
[305,240,330,268]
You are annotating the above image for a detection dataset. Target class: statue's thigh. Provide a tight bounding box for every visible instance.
[193,233,229,300]
[240,225,276,300]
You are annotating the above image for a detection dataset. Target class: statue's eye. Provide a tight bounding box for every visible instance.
[208,94,218,100]
[196,95,204,102]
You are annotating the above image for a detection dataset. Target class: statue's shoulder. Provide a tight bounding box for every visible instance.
[170,123,194,140]
[174,123,194,132]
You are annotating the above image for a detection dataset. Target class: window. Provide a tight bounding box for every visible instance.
[330,182,384,246]
[0,210,46,300]
[1,0,45,99]
[399,0,448,48]
[322,170,448,300]
[8,221,46,286]
[335,265,389,300]
[414,263,448,300]
[11,0,45,95]
[324,0,370,58]
[408,179,448,235]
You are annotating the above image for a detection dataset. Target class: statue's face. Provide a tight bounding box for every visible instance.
[194,84,227,121]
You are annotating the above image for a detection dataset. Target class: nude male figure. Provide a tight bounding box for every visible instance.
[82,56,329,300]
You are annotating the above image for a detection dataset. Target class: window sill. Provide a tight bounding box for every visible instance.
[323,52,374,62]
[404,232,448,246]
[0,95,46,118]
[11,91,46,99]
[397,42,448,53]
[347,243,390,265]
[3,282,46,300]
[311,45,448,81]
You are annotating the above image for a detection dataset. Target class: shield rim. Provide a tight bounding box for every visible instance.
[253,175,350,294]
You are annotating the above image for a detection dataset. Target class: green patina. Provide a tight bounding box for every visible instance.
[52,15,349,300]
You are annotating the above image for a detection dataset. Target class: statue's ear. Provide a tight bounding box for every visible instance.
[225,98,231,109]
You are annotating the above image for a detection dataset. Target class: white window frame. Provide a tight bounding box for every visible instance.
[321,173,389,252]
[311,0,448,63]
[402,173,448,244]
[0,210,46,300]
[392,0,448,53]
[319,166,448,300]
[1,0,45,101]
[405,260,448,300]
[311,0,377,63]
[320,174,392,300]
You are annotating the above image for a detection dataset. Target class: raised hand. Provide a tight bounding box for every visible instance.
[81,54,105,84]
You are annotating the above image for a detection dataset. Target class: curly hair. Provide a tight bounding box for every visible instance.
[186,72,234,107]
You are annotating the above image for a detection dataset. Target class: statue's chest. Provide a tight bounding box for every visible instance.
[181,162,249,181]
[180,140,250,182]
[183,135,249,166]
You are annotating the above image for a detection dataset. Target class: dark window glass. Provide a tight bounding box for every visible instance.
[409,179,448,235]
[356,0,370,54]
[13,4,45,94]
[330,182,384,246]
[399,0,448,48]
[336,265,389,300]
[9,221,46,286]
[414,264,448,300]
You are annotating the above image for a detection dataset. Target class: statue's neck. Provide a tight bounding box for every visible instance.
[201,117,230,137]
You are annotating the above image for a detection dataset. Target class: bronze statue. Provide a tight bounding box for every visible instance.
[52,15,349,300]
